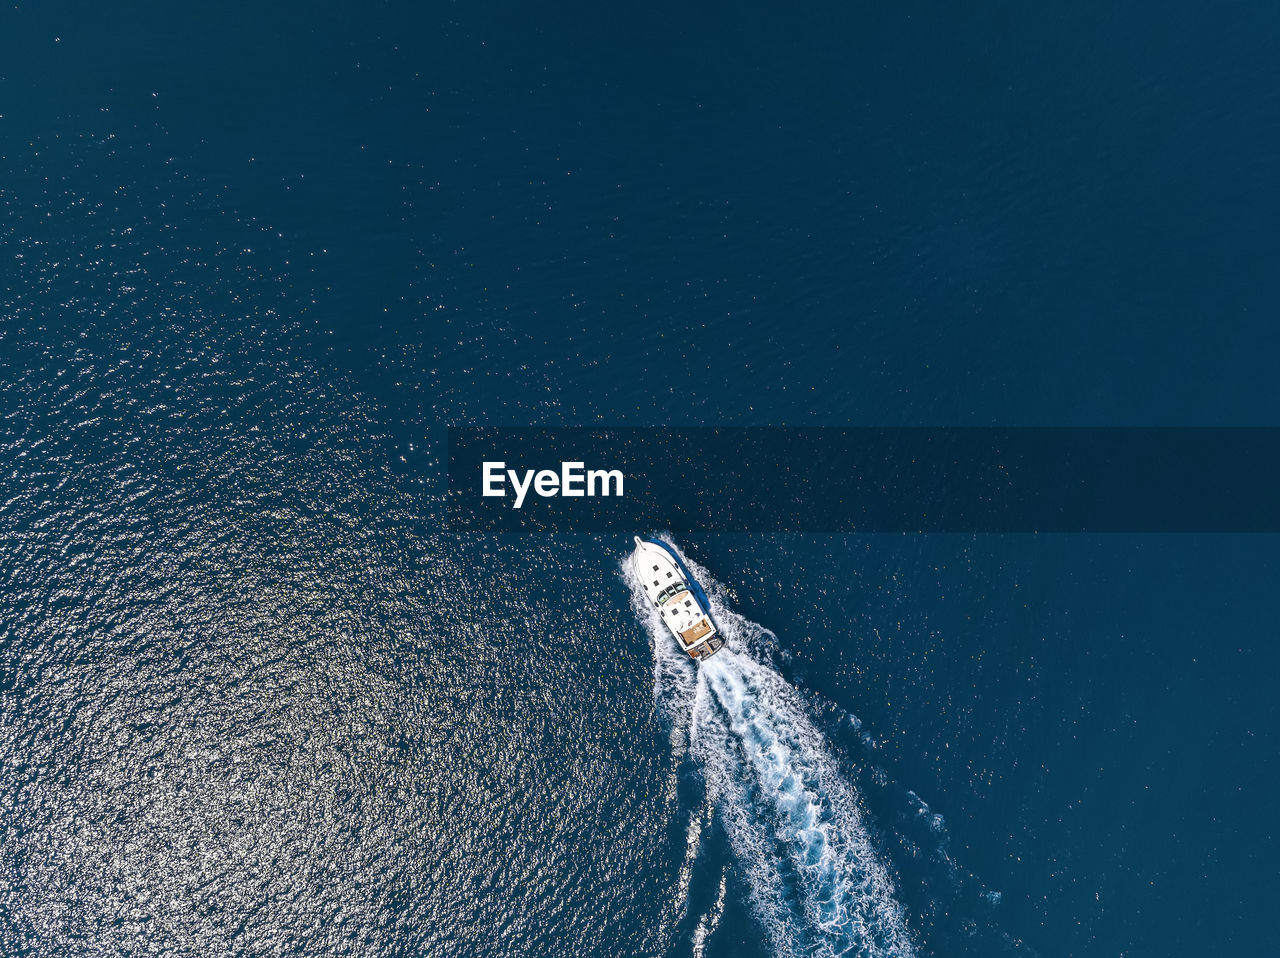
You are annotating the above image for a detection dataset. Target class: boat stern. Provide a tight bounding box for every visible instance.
[690,634,725,659]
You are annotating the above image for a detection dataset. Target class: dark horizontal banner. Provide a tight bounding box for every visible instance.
[445,428,1280,533]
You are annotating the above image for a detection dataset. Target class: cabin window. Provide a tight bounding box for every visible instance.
[652,565,659,571]
[684,599,692,607]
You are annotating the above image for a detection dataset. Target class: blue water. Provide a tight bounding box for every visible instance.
[3,2,1279,955]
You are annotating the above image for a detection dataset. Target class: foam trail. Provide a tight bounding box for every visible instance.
[691,870,728,958]
[624,543,916,958]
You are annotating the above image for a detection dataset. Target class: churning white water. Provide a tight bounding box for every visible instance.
[625,542,917,958]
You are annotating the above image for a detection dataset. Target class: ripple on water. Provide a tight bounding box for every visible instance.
[0,135,681,957]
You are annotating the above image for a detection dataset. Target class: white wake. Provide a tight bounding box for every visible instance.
[625,542,917,958]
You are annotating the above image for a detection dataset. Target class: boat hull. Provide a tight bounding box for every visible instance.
[632,537,724,660]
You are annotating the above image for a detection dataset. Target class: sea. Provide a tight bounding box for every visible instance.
[2,3,1278,956]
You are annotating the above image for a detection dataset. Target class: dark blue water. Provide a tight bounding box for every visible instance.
[3,3,1278,956]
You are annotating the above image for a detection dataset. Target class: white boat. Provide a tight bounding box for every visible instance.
[632,536,724,660]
